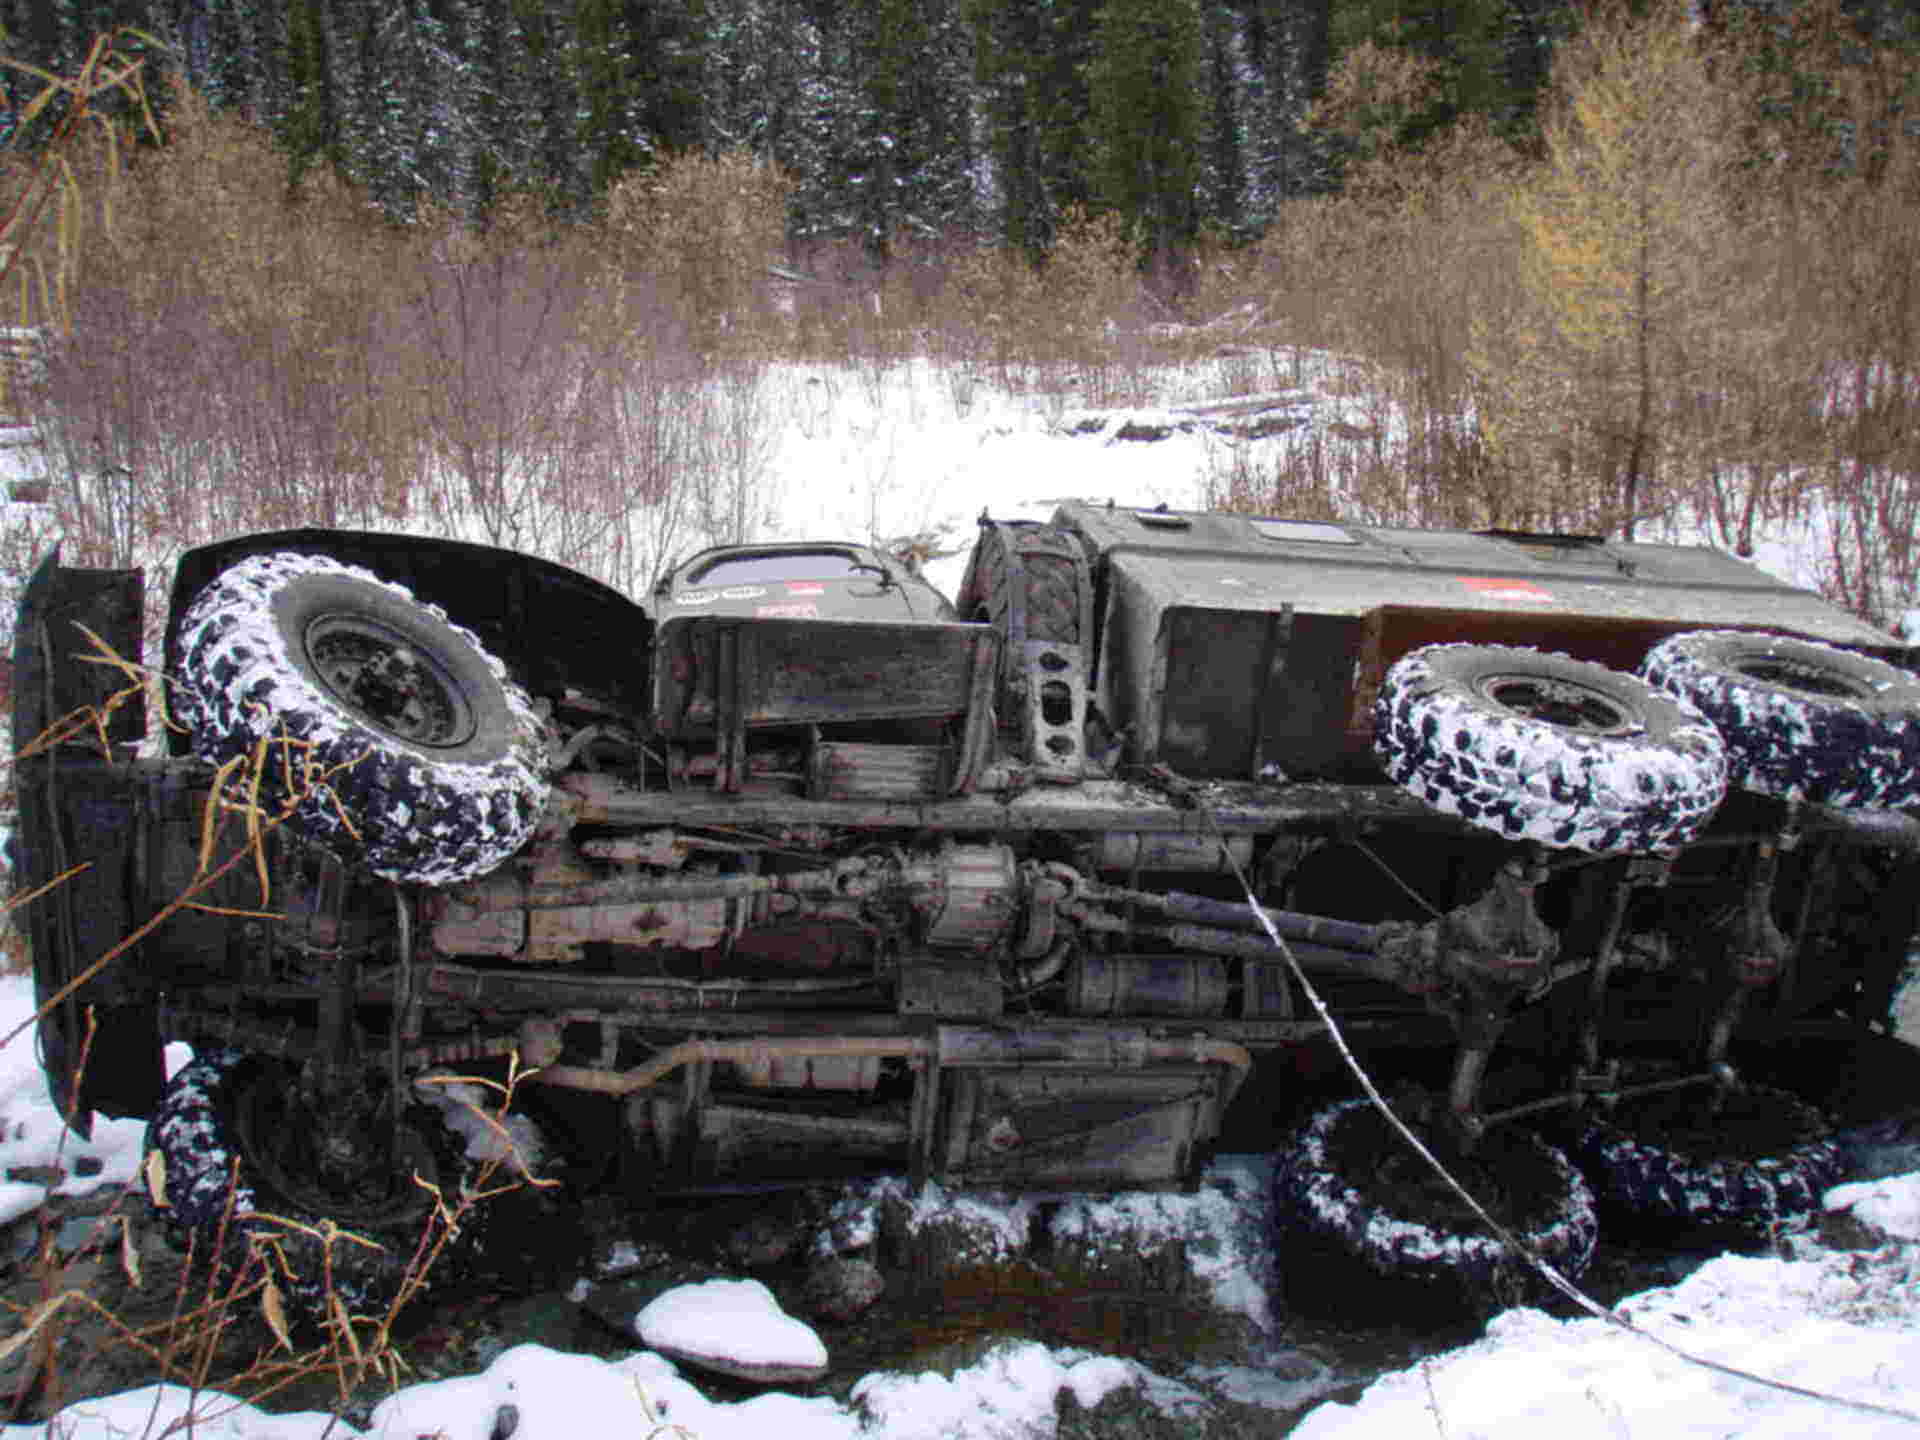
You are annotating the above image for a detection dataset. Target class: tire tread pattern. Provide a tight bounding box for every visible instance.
[1642,629,1920,808]
[1374,643,1728,853]
[178,553,548,885]
[1274,1098,1598,1315]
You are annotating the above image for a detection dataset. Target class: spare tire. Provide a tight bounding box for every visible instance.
[1564,1083,1840,1245]
[178,552,548,885]
[1374,644,1728,853]
[1641,629,1920,809]
[1275,1097,1597,1320]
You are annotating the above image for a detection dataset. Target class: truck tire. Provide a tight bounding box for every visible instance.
[956,521,1084,644]
[178,552,548,885]
[1564,1085,1840,1244]
[1274,1098,1598,1319]
[148,1050,482,1317]
[1375,644,1728,853]
[1641,629,1920,808]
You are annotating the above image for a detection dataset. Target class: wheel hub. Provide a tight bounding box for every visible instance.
[233,1068,439,1228]
[1732,656,1874,702]
[1477,673,1639,737]
[305,613,478,747]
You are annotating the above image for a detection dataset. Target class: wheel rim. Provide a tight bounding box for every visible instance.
[304,612,479,748]
[233,1069,438,1230]
[1475,672,1641,737]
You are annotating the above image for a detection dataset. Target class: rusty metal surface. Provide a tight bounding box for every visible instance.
[1056,500,1897,645]
[561,767,1480,836]
[655,614,997,734]
[1060,499,1900,781]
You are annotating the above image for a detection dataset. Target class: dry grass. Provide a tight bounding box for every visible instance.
[0,6,1915,633]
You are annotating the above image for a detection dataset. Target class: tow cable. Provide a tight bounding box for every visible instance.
[1191,799,1920,1427]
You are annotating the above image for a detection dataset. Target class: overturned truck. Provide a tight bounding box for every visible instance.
[15,502,1920,1307]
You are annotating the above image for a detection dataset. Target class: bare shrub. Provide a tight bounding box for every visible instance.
[32,82,422,583]
[606,149,792,362]
[396,197,630,560]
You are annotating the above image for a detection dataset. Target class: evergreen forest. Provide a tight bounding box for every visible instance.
[2,1,1920,629]
[1,0,1612,253]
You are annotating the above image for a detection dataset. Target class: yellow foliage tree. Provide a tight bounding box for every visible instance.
[1487,6,1750,539]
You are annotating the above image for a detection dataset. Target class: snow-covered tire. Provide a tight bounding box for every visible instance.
[1565,1084,1841,1245]
[1374,644,1728,853]
[147,1049,483,1318]
[177,552,548,885]
[1640,629,1920,809]
[1274,1098,1598,1319]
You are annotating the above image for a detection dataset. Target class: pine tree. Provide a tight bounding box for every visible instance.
[1089,0,1204,277]
[969,0,1100,257]
[1200,3,1251,238]
[277,0,337,182]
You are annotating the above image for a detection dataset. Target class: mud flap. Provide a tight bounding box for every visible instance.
[12,550,162,1131]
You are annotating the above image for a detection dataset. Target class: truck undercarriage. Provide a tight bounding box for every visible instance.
[14,504,1920,1310]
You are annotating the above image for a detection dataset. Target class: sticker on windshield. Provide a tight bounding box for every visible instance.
[676,588,719,605]
[757,602,819,619]
[787,582,826,596]
[721,585,767,600]
[1459,576,1557,604]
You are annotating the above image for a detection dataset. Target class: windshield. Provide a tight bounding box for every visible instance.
[688,551,867,586]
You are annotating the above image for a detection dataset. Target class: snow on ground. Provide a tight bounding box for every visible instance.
[1293,1250,1920,1440]
[0,979,189,1228]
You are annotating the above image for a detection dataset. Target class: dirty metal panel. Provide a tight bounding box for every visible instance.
[656,614,997,734]
[13,550,145,756]
[898,954,1004,1018]
[942,1067,1215,1189]
[11,553,157,1129]
[809,742,946,801]
[1100,545,1894,651]
[695,1102,910,1184]
[1064,500,1895,649]
[1092,523,1899,780]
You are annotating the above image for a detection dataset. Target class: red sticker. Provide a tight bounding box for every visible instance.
[1458,576,1556,603]
[787,582,826,596]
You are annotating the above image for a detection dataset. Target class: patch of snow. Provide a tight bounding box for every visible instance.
[1048,1154,1278,1333]
[1293,1249,1920,1438]
[1824,1172,1920,1244]
[851,1341,1139,1438]
[0,1383,344,1440]
[635,1278,828,1371]
[0,977,189,1226]
[415,1077,547,1176]
[882,1175,1034,1261]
